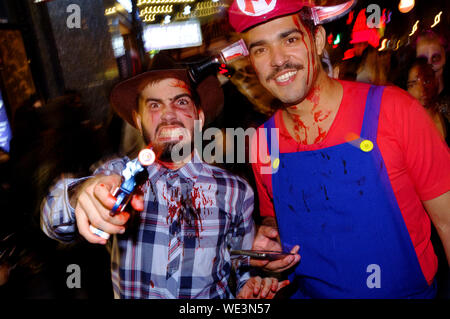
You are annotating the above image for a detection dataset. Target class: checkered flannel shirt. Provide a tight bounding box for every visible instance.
[41,151,255,299]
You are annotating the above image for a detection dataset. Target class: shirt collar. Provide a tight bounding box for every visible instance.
[146,149,204,184]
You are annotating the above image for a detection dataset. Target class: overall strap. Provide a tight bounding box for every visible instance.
[264,115,278,157]
[360,85,385,141]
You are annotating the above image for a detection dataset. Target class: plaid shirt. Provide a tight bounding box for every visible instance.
[41,151,255,299]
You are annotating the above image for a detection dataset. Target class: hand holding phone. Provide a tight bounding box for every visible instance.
[230,250,295,261]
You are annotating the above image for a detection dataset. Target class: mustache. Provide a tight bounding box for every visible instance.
[155,120,185,135]
[266,62,304,82]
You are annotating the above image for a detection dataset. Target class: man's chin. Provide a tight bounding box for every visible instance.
[277,96,306,109]
[156,141,194,163]
[270,87,308,106]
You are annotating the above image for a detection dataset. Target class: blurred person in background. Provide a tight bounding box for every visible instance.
[7,92,112,299]
[5,94,59,298]
[416,31,448,97]
[10,94,44,225]
[416,31,450,145]
[407,55,450,298]
[338,8,388,84]
[355,46,390,85]
[407,58,447,141]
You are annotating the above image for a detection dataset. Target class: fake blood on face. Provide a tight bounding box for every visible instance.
[292,16,312,86]
[171,79,191,92]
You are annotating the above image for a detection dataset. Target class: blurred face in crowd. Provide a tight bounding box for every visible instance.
[244,15,325,106]
[416,39,446,79]
[134,78,204,162]
[407,64,438,107]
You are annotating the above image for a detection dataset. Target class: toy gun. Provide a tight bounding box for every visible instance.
[187,39,248,83]
[90,148,156,240]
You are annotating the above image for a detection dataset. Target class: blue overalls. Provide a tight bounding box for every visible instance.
[264,86,436,298]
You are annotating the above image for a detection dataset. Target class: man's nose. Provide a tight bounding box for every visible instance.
[270,46,289,68]
[160,104,177,121]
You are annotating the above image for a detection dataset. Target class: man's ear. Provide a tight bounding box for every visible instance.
[133,110,143,134]
[314,25,326,57]
[198,109,205,130]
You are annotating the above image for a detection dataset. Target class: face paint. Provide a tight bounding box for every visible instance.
[170,79,189,90]
[416,40,446,78]
[246,15,314,104]
[292,15,314,86]
[139,79,198,157]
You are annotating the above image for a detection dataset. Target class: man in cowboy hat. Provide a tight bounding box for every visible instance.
[40,55,288,299]
[228,0,450,298]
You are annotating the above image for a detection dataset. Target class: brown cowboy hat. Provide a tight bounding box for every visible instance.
[110,53,224,128]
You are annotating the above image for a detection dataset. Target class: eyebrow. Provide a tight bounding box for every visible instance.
[171,93,192,102]
[248,28,302,51]
[144,93,192,104]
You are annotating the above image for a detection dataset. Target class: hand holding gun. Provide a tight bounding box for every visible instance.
[88,148,156,240]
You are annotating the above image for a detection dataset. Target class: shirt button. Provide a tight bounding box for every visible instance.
[360,139,374,152]
[272,158,280,169]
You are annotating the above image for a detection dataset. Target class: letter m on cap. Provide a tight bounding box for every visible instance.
[237,0,276,16]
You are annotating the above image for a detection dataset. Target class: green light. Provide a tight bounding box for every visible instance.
[333,34,341,45]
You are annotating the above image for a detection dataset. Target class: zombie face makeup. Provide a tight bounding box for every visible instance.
[416,40,446,78]
[135,78,204,163]
[244,14,320,106]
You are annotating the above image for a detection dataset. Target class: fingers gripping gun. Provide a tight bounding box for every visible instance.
[90,148,156,240]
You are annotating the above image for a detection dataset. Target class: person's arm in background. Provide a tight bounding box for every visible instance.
[248,130,300,273]
[424,191,450,266]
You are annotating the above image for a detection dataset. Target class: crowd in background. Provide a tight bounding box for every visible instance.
[333,30,450,145]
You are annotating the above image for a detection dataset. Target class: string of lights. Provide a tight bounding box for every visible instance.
[137,0,194,6]
[139,5,174,15]
[142,14,157,22]
[175,7,222,20]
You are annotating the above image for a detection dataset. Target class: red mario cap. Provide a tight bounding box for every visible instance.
[228,0,357,33]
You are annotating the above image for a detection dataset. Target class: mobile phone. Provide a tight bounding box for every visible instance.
[230,250,294,261]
